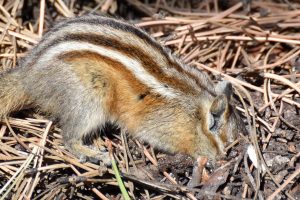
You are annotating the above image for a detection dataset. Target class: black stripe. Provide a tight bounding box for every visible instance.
[23,15,216,97]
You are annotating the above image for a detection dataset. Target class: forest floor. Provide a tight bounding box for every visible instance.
[0,0,299,199]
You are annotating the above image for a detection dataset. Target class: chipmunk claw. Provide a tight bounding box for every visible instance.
[78,151,111,166]
[79,155,88,163]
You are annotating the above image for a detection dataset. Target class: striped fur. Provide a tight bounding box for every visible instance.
[0,15,243,160]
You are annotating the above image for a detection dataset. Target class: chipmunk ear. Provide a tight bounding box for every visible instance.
[215,81,233,101]
[208,81,233,132]
[210,95,227,117]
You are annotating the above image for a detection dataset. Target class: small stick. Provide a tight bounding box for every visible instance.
[267,167,300,200]
[38,0,45,38]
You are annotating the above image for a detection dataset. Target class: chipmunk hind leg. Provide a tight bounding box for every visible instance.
[59,98,110,165]
[0,69,31,118]
[21,61,110,164]
[62,122,110,165]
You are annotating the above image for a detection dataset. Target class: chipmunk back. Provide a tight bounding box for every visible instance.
[0,15,243,161]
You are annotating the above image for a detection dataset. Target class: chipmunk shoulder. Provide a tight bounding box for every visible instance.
[0,15,243,161]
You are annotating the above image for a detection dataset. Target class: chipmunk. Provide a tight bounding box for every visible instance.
[0,15,243,162]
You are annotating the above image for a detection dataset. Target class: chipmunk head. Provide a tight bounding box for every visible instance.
[193,81,243,159]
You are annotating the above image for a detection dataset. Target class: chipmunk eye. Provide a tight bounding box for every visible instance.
[208,113,220,133]
[208,113,218,132]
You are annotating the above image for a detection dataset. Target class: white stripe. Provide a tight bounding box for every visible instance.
[41,23,170,68]
[39,41,180,98]
[34,22,202,93]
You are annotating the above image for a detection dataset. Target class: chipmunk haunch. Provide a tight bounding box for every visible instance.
[0,15,244,161]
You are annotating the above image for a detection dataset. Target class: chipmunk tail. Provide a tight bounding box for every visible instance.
[0,69,30,118]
